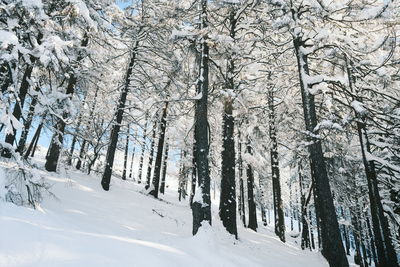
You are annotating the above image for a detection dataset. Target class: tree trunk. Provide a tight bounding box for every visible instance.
[293,37,348,266]
[122,126,130,180]
[24,118,44,159]
[17,86,40,154]
[137,120,148,184]
[220,98,237,238]
[45,35,89,172]
[246,139,258,232]
[101,41,138,190]
[2,62,35,158]
[76,139,86,170]
[129,146,136,180]
[299,164,311,250]
[192,0,211,236]
[238,131,246,227]
[2,30,42,157]
[160,141,169,194]
[67,92,88,166]
[190,142,197,206]
[145,120,157,190]
[268,89,285,242]
[149,102,169,198]
[346,58,398,267]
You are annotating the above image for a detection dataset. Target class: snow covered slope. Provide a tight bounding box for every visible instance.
[0,168,328,267]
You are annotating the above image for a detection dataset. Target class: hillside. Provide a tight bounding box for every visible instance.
[0,167,327,267]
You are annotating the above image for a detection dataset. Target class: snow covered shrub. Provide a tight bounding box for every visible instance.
[0,144,51,208]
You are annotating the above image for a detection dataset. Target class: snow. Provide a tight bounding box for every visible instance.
[0,167,328,267]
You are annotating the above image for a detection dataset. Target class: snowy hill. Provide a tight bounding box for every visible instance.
[0,168,328,267]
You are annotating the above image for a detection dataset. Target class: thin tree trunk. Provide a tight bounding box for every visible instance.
[17,85,40,154]
[24,118,44,160]
[160,141,169,194]
[122,126,130,180]
[101,41,138,190]
[2,62,35,158]
[67,92,88,165]
[145,120,157,190]
[150,102,169,198]
[137,120,149,184]
[129,146,136,180]
[238,131,246,227]
[299,164,311,250]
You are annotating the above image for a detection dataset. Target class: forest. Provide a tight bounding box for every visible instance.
[0,0,399,267]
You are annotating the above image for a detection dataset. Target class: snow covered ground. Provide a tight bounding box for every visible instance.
[0,155,328,267]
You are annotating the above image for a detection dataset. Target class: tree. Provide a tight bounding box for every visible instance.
[192,0,212,236]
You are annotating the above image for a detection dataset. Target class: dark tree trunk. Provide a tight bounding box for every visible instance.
[2,31,43,157]
[192,0,211,236]
[351,208,365,267]
[17,86,40,154]
[101,42,138,190]
[46,35,89,172]
[76,140,86,170]
[309,209,316,250]
[238,131,246,227]
[268,89,285,242]
[340,207,351,256]
[293,37,348,267]
[24,118,44,159]
[2,62,35,158]
[0,62,13,93]
[219,99,237,238]
[366,216,378,266]
[67,118,82,166]
[122,127,130,180]
[137,120,149,184]
[129,146,136,180]
[346,58,398,267]
[190,142,197,206]
[149,102,169,198]
[145,121,157,190]
[246,140,258,232]
[219,6,238,239]
[299,164,311,250]
[160,141,169,194]
[67,92,88,166]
